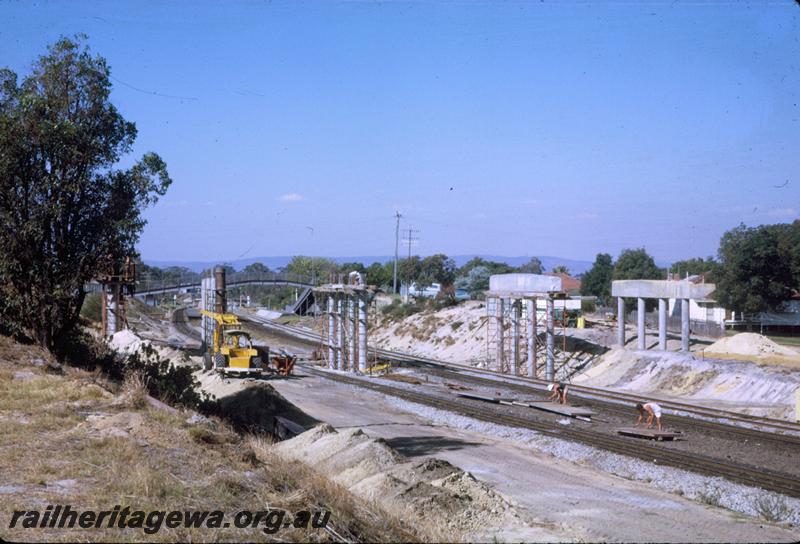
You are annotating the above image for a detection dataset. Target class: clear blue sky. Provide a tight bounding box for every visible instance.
[2,0,799,265]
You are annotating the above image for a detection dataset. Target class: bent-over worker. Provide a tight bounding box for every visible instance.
[547,382,569,405]
[635,402,663,431]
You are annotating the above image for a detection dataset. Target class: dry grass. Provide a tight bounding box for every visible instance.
[120,371,149,409]
[248,437,439,542]
[0,334,421,543]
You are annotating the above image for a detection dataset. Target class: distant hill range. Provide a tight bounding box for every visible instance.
[144,255,596,275]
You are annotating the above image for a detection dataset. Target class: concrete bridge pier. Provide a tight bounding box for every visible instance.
[327,295,335,369]
[349,295,357,371]
[545,297,555,381]
[526,298,536,378]
[681,298,690,352]
[496,298,505,372]
[658,298,667,350]
[637,297,646,350]
[336,294,346,370]
[617,297,626,348]
[358,295,367,373]
[511,299,520,375]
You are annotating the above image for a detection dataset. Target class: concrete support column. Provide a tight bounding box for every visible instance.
[681,298,690,352]
[511,300,520,375]
[637,297,646,350]
[336,295,346,370]
[496,297,505,372]
[658,298,667,351]
[327,295,335,368]
[546,297,555,381]
[349,295,357,372]
[358,296,367,373]
[526,298,536,378]
[617,297,626,348]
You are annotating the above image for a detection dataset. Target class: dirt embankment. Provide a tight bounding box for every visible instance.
[0,333,420,542]
[575,347,800,419]
[371,301,489,365]
[269,423,550,541]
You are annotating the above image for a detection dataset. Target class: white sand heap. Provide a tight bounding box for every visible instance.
[574,349,800,419]
[274,424,525,536]
[108,329,144,355]
[706,333,798,358]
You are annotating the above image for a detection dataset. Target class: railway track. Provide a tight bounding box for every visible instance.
[238,312,800,437]
[301,365,800,499]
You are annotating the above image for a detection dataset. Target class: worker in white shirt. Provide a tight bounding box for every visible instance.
[635,402,663,431]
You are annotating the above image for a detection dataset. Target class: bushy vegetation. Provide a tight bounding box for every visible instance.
[0,36,170,349]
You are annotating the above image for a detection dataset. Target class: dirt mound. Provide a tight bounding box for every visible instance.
[274,424,523,537]
[575,349,800,419]
[706,333,798,358]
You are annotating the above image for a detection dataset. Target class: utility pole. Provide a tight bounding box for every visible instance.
[401,226,419,301]
[393,211,402,294]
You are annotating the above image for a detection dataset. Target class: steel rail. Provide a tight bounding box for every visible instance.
[302,366,800,499]
[239,312,800,435]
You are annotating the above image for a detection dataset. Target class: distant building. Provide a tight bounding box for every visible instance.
[545,272,582,295]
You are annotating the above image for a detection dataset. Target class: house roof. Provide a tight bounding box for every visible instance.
[545,272,581,293]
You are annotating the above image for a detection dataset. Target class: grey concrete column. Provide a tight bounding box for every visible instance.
[526,298,536,378]
[327,295,335,368]
[681,298,690,352]
[358,295,367,373]
[496,297,505,372]
[336,294,346,370]
[349,294,357,372]
[637,297,646,350]
[511,300,520,375]
[658,298,667,351]
[617,297,626,348]
[546,297,555,381]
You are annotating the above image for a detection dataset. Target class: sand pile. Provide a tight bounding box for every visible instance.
[108,329,144,355]
[575,349,800,419]
[371,301,489,366]
[274,424,523,536]
[706,333,798,359]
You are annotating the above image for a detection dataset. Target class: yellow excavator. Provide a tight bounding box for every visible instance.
[200,310,265,376]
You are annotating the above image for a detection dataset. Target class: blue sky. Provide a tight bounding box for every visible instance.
[2,0,799,264]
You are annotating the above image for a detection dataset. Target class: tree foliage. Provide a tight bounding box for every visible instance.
[613,248,663,281]
[551,264,569,274]
[613,248,663,310]
[242,262,271,276]
[282,256,337,284]
[0,36,171,348]
[715,222,799,313]
[670,257,719,281]
[516,257,543,274]
[580,253,613,304]
[365,261,393,289]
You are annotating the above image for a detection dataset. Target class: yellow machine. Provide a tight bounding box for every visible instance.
[200,310,264,376]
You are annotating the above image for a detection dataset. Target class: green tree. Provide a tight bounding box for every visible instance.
[417,254,456,290]
[365,261,392,289]
[399,256,422,286]
[669,257,719,281]
[613,248,663,310]
[715,223,798,313]
[338,262,366,275]
[551,265,570,274]
[283,256,337,284]
[516,257,543,274]
[242,262,272,276]
[0,37,171,349]
[580,253,613,305]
